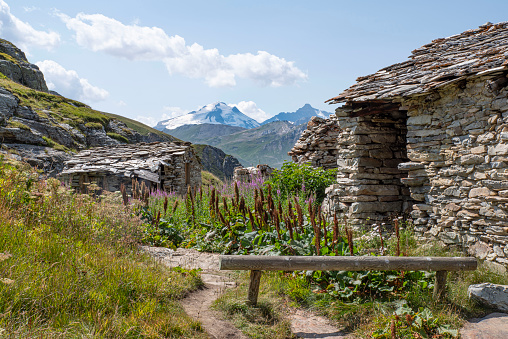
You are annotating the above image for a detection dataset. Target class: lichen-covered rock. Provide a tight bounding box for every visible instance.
[468,283,508,312]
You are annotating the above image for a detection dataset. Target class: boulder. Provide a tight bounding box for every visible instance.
[468,283,508,312]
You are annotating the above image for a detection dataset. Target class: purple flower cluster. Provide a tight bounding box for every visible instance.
[150,189,177,198]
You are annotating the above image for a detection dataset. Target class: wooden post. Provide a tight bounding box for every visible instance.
[433,270,448,300]
[247,270,262,306]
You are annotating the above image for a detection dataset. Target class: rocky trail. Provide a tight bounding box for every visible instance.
[142,246,508,339]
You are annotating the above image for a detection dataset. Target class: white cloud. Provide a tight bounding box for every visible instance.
[116,100,127,107]
[162,106,188,120]
[23,6,39,13]
[134,115,157,127]
[0,1,59,51]
[36,60,109,103]
[58,12,186,60]
[134,106,188,127]
[229,101,270,122]
[59,12,307,88]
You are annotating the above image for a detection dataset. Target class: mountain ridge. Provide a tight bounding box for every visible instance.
[261,103,331,125]
[155,102,260,130]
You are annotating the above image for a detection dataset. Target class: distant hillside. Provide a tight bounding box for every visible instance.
[171,121,307,168]
[192,144,242,180]
[165,124,246,144]
[261,103,330,125]
[155,102,260,130]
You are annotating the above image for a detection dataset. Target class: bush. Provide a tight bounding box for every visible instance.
[106,132,129,143]
[264,162,337,203]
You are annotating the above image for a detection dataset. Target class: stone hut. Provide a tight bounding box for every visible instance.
[60,141,202,195]
[233,164,274,183]
[289,115,341,169]
[322,22,508,266]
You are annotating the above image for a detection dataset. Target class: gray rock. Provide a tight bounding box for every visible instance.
[195,144,242,180]
[468,242,491,260]
[468,283,508,312]
[0,88,18,123]
[0,40,48,92]
[3,144,72,176]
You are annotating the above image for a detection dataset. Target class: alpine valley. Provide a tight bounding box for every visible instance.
[154,103,331,168]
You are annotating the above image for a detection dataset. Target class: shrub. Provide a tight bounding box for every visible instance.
[7,119,30,130]
[106,132,129,143]
[42,136,70,152]
[84,122,104,129]
[264,161,337,203]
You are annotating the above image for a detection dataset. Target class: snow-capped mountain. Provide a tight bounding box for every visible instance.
[261,104,331,125]
[154,102,261,130]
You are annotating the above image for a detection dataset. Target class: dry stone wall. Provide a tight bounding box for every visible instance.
[289,115,340,169]
[323,110,411,227]
[397,74,508,267]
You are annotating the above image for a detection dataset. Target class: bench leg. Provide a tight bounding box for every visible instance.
[433,270,448,300]
[247,270,262,306]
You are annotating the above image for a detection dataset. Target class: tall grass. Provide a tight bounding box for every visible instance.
[0,156,206,338]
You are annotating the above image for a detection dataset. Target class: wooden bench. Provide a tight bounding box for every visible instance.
[219,255,477,305]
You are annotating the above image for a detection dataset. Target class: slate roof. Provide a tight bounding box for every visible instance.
[326,22,508,105]
[60,142,194,183]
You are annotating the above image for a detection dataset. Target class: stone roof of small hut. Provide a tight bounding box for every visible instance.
[326,22,508,107]
[61,141,195,183]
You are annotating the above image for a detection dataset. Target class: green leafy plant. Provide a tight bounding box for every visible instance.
[373,301,458,338]
[264,161,337,202]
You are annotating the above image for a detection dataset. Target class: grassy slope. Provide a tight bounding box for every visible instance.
[0,157,206,338]
[104,112,178,140]
[0,77,177,142]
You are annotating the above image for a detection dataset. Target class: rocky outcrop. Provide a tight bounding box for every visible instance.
[468,283,508,312]
[1,144,71,177]
[0,39,48,92]
[193,144,242,180]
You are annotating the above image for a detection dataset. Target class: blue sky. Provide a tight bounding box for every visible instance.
[2,0,508,125]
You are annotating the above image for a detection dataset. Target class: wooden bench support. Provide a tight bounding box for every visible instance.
[247,270,262,306]
[433,270,448,300]
[219,255,477,305]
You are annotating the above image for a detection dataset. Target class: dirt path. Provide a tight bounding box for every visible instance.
[288,308,350,338]
[141,246,248,339]
[141,246,349,338]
